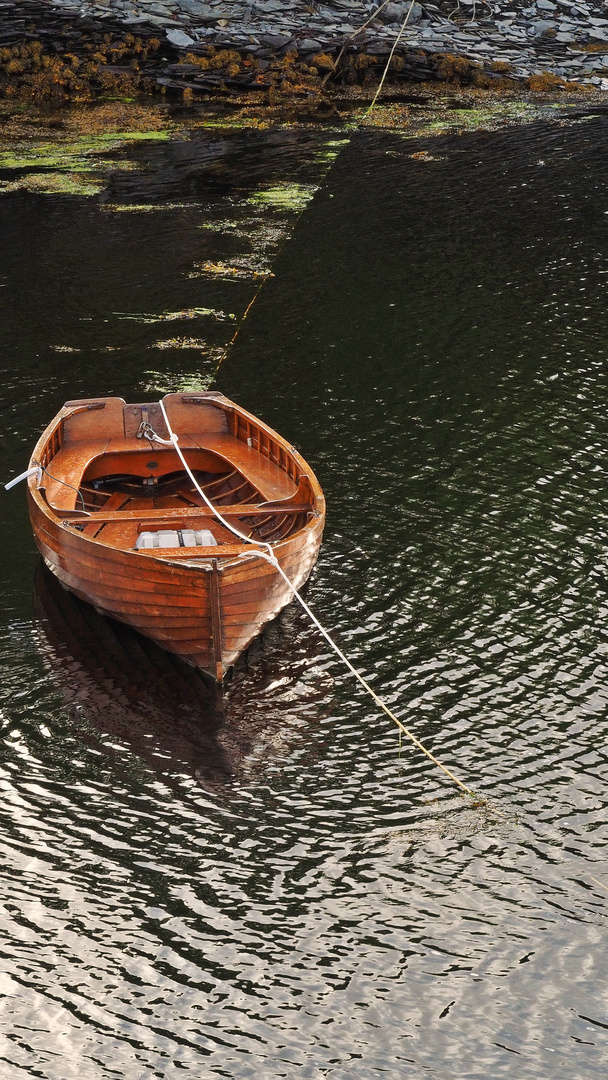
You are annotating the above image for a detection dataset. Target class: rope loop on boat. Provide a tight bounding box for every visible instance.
[156,399,275,562]
[156,399,474,798]
[136,420,174,446]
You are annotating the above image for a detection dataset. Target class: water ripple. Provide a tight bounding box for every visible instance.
[4,109,608,1078]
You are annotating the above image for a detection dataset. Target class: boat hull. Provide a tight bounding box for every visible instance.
[25,392,325,681]
[29,491,323,679]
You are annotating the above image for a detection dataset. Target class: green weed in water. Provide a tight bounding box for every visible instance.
[0,127,172,196]
[246,182,318,212]
[362,98,589,139]
[0,130,170,171]
[0,172,103,195]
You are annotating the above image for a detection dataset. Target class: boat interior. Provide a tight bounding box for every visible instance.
[36,394,316,556]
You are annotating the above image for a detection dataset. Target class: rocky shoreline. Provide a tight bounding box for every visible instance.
[2,0,608,101]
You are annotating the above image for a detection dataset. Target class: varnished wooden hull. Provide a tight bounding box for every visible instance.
[26,392,325,680]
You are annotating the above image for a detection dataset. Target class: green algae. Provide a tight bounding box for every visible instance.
[0,123,173,196]
[361,97,593,139]
[246,182,318,212]
[190,117,274,131]
[314,137,351,165]
[0,130,170,171]
[0,172,103,195]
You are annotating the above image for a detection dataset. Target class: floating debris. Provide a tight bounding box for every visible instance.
[188,260,273,282]
[198,219,242,233]
[408,150,445,161]
[244,222,289,250]
[151,337,217,351]
[116,307,235,324]
[49,344,82,353]
[199,219,289,252]
[142,371,217,394]
[100,202,200,213]
[314,137,351,165]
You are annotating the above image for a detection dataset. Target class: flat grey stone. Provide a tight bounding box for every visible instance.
[145,3,178,14]
[177,1,213,12]
[537,0,557,7]
[137,11,180,22]
[259,31,292,44]
[588,26,608,36]
[380,1,422,22]
[252,0,288,10]
[555,30,576,38]
[297,37,323,49]
[166,27,195,43]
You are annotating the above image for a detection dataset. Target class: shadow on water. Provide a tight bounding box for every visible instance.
[32,564,331,790]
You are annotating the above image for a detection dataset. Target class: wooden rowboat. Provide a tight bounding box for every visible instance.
[26,392,325,680]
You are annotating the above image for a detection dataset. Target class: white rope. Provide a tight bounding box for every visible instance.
[157,398,276,560]
[366,0,417,116]
[156,399,474,797]
[5,466,40,490]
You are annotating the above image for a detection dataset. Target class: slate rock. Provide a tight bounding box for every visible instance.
[380,1,423,23]
[166,26,194,43]
[297,37,323,50]
[177,1,211,12]
[259,31,292,45]
[530,18,556,34]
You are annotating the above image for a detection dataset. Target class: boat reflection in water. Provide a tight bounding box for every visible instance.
[32,564,330,789]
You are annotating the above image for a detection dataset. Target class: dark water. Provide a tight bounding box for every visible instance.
[2,104,608,1078]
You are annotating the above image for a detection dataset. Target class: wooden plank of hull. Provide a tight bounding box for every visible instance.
[30,495,215,673]
[217,542,322,668]
[30,488,323,678]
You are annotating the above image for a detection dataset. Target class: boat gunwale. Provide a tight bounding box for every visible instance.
[27,391,325,570]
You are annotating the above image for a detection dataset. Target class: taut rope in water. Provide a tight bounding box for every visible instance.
[156,401,476,799]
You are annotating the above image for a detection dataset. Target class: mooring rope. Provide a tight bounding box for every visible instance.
[213,1,414,383]
[156,399,476,798]
[366,0,417,116]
